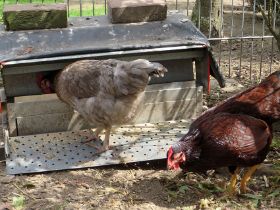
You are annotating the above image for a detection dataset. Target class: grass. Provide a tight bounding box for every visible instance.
[272,132,280,149]
[0,0,106,23]
[69,4,105,17]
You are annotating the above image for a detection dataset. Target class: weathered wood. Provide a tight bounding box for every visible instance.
[14,94,72,117]
[107,0,167,23]
[133,98,199,123]
[9,82,203,135]
[13,81,196,116]
[16,113,74,136]
[3,3,67,31]
[16,98,199,135]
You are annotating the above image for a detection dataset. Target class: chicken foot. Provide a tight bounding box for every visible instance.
[240,164,260,193]
[88,128,112,154]
[101,128,111,151]
[82,127,103,144]
[227,167,240,195]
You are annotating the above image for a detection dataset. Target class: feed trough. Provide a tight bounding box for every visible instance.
[0,13,224,174]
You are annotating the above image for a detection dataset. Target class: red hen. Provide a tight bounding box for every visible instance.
[167,70,280,194]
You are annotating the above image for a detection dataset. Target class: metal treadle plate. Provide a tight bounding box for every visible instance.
[6,120,190,174]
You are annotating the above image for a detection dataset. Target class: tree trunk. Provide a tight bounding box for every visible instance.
[191,0,222,38]
[259,0,280,52]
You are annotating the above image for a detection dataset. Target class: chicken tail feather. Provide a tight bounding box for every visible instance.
[67,111,87,131]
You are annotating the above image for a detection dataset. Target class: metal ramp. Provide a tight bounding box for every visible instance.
[6,120,190,174]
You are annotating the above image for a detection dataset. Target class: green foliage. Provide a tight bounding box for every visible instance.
[12,195,25,210]
[271,133,280,148]
[68,5,105,17]
[1,0,64,4]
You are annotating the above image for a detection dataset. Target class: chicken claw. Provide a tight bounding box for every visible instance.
[240,165,260,194]
[81,128,102,144]
[226,167,240,196]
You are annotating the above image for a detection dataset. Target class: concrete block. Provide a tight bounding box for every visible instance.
[107,0,167,24]
[3,3,67,31]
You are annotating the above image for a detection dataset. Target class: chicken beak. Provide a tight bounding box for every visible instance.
[150,62,168,77]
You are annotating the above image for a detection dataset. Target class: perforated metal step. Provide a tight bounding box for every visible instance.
[6,120,190,174]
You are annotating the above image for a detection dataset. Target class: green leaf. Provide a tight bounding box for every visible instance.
[243,193,262,200]
[167,190,178,198]
[197,183,204,190]
[178,185,189,193]
[12,195,25,210]
[268,189,280,197]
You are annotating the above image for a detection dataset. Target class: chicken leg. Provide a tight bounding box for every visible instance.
[103,128,111,151]
[227,167,240,195]
[82,127,103,145]
[240,164,260,193]
[89,127,112,154]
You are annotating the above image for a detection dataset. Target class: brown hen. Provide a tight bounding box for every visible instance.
[167,70,280,194]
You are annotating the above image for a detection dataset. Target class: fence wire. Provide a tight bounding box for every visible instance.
[0,0,279,82]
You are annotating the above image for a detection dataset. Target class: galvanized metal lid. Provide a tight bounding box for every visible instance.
[0,13,209,63]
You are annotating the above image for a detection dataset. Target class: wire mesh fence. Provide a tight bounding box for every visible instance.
[0,0,279,83]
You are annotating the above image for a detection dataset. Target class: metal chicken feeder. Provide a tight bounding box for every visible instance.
[0,13,224,174]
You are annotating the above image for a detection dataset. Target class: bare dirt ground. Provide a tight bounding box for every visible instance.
[0,1,280,210]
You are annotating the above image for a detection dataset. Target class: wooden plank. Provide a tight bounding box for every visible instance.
[10,82,202,135]
[13,81,197,117]
[16,112,74,136]
[133,98,198,123]
[14,94,72,117]
[16,98,198,135]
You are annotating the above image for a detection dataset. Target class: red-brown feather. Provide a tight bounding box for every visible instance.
[167,70,279,172]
